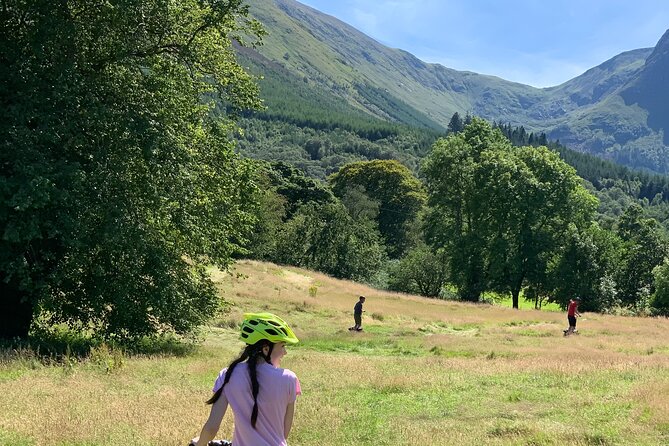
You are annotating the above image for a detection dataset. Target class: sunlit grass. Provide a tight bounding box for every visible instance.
[1,260,668,445]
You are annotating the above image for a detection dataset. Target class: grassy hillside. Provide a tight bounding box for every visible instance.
[2,260,668,445]
[241,0,669,172]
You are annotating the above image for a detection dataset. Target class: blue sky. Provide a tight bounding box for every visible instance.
[298,0,669,88]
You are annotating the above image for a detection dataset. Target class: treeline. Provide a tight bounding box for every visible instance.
[235,117,436,179]
[488,118,669,231]
[244,121,669,316]
[236,110,669,234]
[489,118,669,204]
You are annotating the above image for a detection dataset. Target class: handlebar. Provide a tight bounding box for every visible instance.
[189,440,232,446]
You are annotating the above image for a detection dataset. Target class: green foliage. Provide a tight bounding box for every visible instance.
[263,161,335,217]
[651,259,669,315]
[243,169,287,261]
[614,205,668,307]
[235,117,439,179]
[329,159,426,257]
[484,145,597,307]
[243,162,387,282]
[274,202,385,281]
[423,119,513,301]
[387,244,448,297]
[0,0,263,340]
[423,119,597,306]
[447,112,465,134]
[548,223,624,312]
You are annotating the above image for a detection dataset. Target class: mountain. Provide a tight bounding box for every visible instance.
[240,0,669,173]
[619,30,669,144]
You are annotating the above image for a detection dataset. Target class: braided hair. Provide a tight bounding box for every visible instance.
[206,340,274,428]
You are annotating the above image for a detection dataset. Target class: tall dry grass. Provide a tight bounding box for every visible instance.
[1,260,667,445]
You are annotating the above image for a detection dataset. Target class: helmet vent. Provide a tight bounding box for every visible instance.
[239,312,298,345]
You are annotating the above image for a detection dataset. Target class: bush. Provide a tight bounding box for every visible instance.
[651,259,669,315]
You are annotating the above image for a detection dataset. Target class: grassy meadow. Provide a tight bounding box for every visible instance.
[1,260,668,446]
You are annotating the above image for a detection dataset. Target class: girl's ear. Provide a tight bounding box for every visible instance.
[262,344,270,356]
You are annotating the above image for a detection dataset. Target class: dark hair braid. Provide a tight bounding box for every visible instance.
[248,342,273,428]
[248,349,261,427]
[205,341,274,431]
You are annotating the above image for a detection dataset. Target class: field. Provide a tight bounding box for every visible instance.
[1,260,668,446]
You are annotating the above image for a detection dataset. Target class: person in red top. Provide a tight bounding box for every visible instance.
[563,297,582,336]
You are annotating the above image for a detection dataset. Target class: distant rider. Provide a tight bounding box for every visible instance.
[348,295,366,331]
[564,297,581,336]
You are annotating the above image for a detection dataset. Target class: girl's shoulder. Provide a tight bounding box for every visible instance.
[280,367,298,379]
[263,363,298,381]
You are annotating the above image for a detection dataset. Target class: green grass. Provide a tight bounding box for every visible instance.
[1,260,668,446]
[493,295,562,311]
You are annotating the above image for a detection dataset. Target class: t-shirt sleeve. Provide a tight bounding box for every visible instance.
[295,375,302,397]
[286,371,301,403]
[212,367,228,393]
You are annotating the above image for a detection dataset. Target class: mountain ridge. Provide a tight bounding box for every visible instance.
[243,0,669,172]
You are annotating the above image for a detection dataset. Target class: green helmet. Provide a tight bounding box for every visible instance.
[240,312,299,345]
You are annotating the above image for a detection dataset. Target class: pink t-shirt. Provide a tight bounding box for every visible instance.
[213,362,301,446]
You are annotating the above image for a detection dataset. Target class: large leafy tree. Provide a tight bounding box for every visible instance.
[548,223,623,312]
[483,145,597,308]
[329,159,425,258]
[422,118,511,301]
[614,204,667,308]
[423,119,597,306]
[0,0,263,340]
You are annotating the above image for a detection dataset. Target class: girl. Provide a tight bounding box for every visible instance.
[191,313,301,446]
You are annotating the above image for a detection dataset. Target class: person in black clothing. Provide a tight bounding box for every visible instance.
[348,295,366,331]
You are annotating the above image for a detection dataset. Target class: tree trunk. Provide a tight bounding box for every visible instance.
[0,279,34,339]
[512,289,520,309]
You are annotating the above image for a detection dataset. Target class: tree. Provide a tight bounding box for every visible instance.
[423,119,597,306]
[244,168,287,261]
[547,223,623,312]
[387,244,448,297]
[483,145,597,308]
[1,0,264,340]
[614,204,668,308]
[651,259,669,316]
[447,112,464,134]
[423,118,512,301]
[329,159,426,258]
[274,202,385,281]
